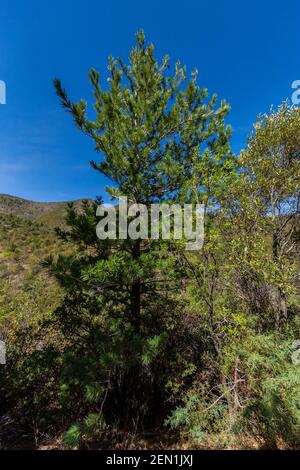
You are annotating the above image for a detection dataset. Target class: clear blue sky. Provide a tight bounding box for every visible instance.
[0,0,298,202]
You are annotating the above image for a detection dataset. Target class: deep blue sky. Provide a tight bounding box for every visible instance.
[0,0,298,202]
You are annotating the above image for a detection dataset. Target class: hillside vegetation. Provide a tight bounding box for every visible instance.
[0,196,82,332]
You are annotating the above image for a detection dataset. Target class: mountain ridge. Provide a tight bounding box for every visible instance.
[0,194,86,227]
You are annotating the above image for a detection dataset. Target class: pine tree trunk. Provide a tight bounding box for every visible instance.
[131,241,141,333]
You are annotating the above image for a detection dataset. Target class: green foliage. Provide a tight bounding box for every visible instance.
[221,330,300,447]
[64,413,106,448]
[166,385,227,444]
[167,329,300,448]
[64,424,81,448]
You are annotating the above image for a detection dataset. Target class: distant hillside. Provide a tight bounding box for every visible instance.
[0,194,85,228]
[0,195,85,329]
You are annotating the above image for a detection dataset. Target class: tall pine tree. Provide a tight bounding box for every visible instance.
[50,31,232,432]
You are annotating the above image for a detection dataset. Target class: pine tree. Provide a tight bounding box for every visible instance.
[50,31,232,430]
